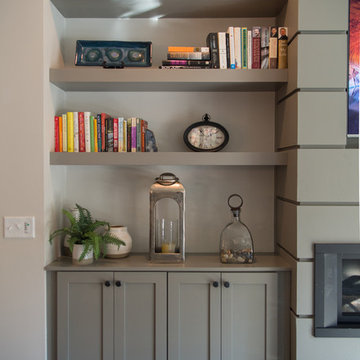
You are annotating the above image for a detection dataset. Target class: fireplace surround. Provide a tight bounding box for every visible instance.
[315,244,360,337]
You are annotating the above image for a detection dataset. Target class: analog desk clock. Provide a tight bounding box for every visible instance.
[183,113,229,152]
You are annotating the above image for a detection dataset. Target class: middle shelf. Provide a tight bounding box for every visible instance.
[50,151,287,166]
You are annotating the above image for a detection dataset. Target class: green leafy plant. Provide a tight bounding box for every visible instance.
[49,204,125,261]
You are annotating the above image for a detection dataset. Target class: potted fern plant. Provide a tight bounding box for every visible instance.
[49,204,125,265]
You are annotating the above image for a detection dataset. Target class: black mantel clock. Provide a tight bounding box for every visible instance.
[183,113,229,152]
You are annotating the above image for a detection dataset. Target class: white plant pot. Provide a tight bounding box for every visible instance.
[72,244,94,265]
[106,226,132,258]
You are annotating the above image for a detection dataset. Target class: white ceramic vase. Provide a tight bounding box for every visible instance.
[106,226,132,258]
[72,244,94,265]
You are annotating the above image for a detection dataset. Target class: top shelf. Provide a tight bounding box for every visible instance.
[50,68,288,92]
[50,0,287,19]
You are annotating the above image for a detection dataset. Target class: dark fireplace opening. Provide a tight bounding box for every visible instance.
[315,244,360,337]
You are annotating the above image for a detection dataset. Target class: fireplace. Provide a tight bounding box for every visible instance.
[315,244,360,337]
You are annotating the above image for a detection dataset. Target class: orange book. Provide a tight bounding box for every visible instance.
[168,46,208,52]
[59,116,63,152]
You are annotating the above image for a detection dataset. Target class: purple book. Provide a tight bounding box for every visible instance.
[131,117,137,152]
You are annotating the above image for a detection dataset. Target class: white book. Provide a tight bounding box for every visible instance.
[84,111,91,152]
[227,26,235,69]
[218,32,227,69]
[234,27,242,69]
[73,111,79,152]
[62,113,67,152]
[247,30,252,69]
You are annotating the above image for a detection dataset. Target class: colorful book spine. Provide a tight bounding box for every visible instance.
[167,51,210,60]
[218,32,227,69]
[131,117,137,152]
[247,30,252,69]
[252,26,261,69]
[261,27,270,69]
[123,119,127,152]
[206,32,219,69]
[234,27,242,69]
[93,117,98,152]
[90,115,95,152]
[278,27,288,69]
[106,117,114,152]
[67,112,74,152]
[118,118,123,152]
[101,113,107,152]
[96,114,101,152]
[54,116,59,152]
[269,26,278,69]
[84,112,91,152]
[62,113,67,152]
[141,119,148,152]
[127,118,132,152]
[241,27,248,69]
[78,111,85,152]
[113,118,118,152]
[227,26,235,69]
[168,46,209,52]
[59,116,63,152]
[136,118,141,152]
[73,112,79,152]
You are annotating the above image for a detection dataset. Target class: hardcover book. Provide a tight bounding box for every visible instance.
[73,112,79,152]
[96,114,102,152]
[218,32,227,69]
[261,27,270,69]
[167,46,209,52]
[54,116,59,152]
[269,26,278,69]
[84,111,91,152]
[131,117,137,152]
[59,116,63,152]
[247,30,252,69]
[251,26,261,69]
[278,27,288,69]
[62,113,67,152]
[234,27,241,69]
[206,32,219,69]
[90,115,95,152]
[78,112,85,152]
[100,113,109,152]
[167,51,210,60]
[67,112,74,152]
[113,117,118,152]
[93,117,98,152]
[106,117,114,152]
[227,26,235,69]
[241,28,248,69]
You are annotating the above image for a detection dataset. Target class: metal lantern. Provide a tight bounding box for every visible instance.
[149,173,185,262]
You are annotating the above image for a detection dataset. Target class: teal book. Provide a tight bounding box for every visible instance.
[241,27,248,69]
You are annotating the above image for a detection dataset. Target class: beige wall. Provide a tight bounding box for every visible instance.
[0,0,46,358]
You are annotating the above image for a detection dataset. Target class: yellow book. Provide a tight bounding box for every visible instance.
[93,117,98,152]
[59,116,63,152]
[67,112,74,152]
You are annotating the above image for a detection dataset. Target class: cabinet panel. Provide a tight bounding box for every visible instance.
[168,272,221,360]
[57,272,114,360]
[114,272,167,360]
[288,34,347,91]
[222,273,278,360]
[276,91,347,148]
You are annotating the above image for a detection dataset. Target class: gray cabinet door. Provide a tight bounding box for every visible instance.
[168,272,221,360]
[222,273,278,360]
[114,272,167,360]
[57,271,114,360]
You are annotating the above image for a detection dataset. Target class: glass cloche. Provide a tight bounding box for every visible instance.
[220,194,254,264]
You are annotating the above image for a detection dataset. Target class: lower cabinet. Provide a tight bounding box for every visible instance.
[168,272,278,360]
[57,271,167,360]
[57,271,279,360]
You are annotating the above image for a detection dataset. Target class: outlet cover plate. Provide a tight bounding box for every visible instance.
[4,216,35,238]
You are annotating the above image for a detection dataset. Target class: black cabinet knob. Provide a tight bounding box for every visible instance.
[115,281,121,287]
[104,281,111,287]
[224,281,230,288]
[213,281,219,288]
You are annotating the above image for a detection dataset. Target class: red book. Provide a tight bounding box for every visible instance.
[113,118,119,152]
[141,119,148,152]
[54,116,59,152]
[78,112,85,152]
[251,26,261,69]
[101,113,109,152]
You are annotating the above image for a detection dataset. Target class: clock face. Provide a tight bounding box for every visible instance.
[187,125,226,150]
[183,114,229,152]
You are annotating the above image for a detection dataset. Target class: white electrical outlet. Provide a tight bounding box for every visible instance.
[4,216,35,238]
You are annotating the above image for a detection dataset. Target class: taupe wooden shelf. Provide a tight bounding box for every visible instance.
[50,68,288,92]
[50,152,288,166]
[50,0,287,18]
[45,253,291,272]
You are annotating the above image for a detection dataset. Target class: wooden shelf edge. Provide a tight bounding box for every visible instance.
[50,152,288,166]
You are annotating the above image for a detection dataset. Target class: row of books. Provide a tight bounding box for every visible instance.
[159,26,288,70]
[54,112,156,153]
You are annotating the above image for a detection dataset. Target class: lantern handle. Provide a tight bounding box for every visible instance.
[155,173,179,186]
[227,194,243,210]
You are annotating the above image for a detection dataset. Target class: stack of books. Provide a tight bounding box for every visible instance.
[159,46,211,69]
[54,112,158,153]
